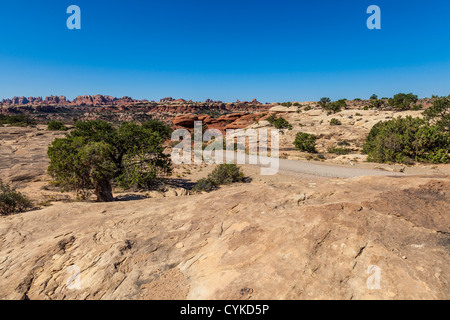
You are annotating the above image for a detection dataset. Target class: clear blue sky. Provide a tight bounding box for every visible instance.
[0,0,449,102]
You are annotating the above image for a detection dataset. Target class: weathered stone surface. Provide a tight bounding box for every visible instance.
[0,175,448,300]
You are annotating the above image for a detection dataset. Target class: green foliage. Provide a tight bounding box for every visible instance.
[319,97,331,108]
[192,178,217,192]
[47,120,172,201]
[0,179,33,215]
[141,119,173,140]
[193,164,245,192]
[0,114,36,126]
[388,93,418,110]
[330,118,342,126]
[293,132,317,153]
[47,120,67,131]
[370,94,378,100]
[281,102,292,107]
[327,146,352,155]
[319,98,345,113]
[208,163,245,185]
[369,99,384,109]
[422,95,449,132]
[266,115,293,130]
[363,116,450,164]
[273,117,292,129]
[266,114,276,123]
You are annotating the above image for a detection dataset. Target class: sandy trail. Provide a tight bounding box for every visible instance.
[208,151,406,178]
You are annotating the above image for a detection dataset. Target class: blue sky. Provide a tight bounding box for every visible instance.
[0,0,449,102]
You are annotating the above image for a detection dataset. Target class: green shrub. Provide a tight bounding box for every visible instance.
[423,95,449,132]
[47,120,172,201]
[208,163,245,185]
[193,164,245,192]
[319,98,345,114]
[272,117,293,130]
[370,94,378,100]
[327,147,352,155]
[0,180,33,215]
[266,115,292,130]
[330,100,346,113]
[47,120,67,131]
[293,132,317,153]
[363,116,450,164]
[0,114,36,126]
[369,99,384,109]
[330,118,342,126]
[192,178,217,192]
[319,97,331,108]
[388,93,418,110]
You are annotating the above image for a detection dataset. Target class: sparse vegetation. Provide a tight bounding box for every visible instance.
[318,97,331,108]
[319,98,346,114]
[388,93,418,110]
[192,178,217,192]
[47,120,67,131]
[0,114,36,126]
[266,114,293,130]
[369,98,384,109]
[327,146,352,155]
[293,132,317,153]
[332,99,347,112]
[193,164,245,192]
[0,179,33,215]
[330,118,342,126]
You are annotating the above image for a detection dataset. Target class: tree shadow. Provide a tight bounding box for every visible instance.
[162,178,196,190]
[114,194,148,201]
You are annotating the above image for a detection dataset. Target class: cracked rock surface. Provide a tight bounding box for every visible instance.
[1,175,448,299]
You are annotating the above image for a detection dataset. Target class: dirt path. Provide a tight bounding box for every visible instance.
[215,151,406,178]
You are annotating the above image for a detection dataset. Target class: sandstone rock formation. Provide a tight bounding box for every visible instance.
[172,112,266,132]
[0,175,448,300]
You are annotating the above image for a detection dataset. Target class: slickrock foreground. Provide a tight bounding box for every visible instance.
[1,175,448,299]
